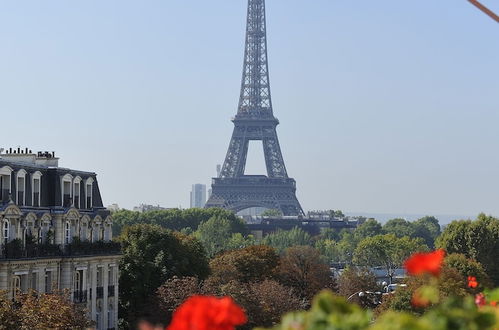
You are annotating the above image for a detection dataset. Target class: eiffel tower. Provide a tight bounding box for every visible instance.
[205,0,304,216]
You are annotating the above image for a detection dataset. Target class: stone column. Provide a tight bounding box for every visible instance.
[37,267,44,294]
[102,263,109,330]
[114,265,119,328]
[90,264,97,323]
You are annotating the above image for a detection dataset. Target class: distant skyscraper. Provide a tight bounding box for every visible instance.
[216,164,221,178]
[190,184,207,208]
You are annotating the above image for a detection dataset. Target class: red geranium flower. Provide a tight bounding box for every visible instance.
[168,295,247,330]
[404,249,445,277]
[467,276,478,288]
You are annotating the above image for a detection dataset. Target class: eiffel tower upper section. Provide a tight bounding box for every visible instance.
[237,0,274,119]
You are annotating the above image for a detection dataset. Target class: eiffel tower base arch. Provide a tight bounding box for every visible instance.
[206,176,303,216]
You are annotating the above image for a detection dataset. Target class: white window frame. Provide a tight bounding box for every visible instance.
[73,176,82,208]
[0,166,13,200]
[16,169,27,206]
[32,171,42,207]
[85,177,94,209]
[61,174,73,207]
[12,275,21,297]
[3,219,10,243]
[74,270,81,292]
[65,221,71,244]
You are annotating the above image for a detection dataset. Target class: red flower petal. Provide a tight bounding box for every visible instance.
[404,249,445,277]
[168,296,247,330]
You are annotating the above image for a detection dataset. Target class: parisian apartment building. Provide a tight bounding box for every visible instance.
[0,147,120,330]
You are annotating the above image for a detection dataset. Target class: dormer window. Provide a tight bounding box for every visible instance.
[61,174,73,207]
[85,177,94,209]
[73,177,82,209]
[16,170,26,206]
[32,171,42,207]
[0,166,12,203]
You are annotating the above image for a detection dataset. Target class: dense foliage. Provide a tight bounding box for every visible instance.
[257,249,499,330]
[118,224,209,328]
[154,245,330,328]
[112,208,245,236]
[0,290,92,330]
[436,213,499,285]
[120,210,499,329]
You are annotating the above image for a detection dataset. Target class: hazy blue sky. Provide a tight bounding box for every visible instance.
[1,1,498,217]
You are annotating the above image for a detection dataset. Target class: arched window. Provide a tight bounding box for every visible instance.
[12,275,21,297]
[74,271,81,292]
[3,220,10,243]
[104,224,111,242]
[61,174,73,207]
[32,171,42,207]
[65,221,71,244]
[16,169,27,206]
[80,220,88,242]
[85,177,94,209]
[73,177,82,209]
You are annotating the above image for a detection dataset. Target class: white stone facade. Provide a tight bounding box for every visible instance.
[0,203,120,330]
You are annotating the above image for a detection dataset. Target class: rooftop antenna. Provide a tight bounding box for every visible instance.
[468,0,499,23]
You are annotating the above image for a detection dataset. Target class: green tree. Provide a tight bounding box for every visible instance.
[383,218,416,238]
[318,228,341,241]
[436,214,499,286]
[354,218,383,241]
[353,234,428,283]
[413,216,441,248]
[194,215,248,257]
[118,224,209,328]
[315,239,341,264]
[225,233,256,250]
[444,253,492,289]
[336,231,357,264]
[376,266,472,316]
[112,208,245,236]
[262,227,312,253]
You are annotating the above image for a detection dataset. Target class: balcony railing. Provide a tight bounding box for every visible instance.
[64,241,121,256]
[0,240,121,259]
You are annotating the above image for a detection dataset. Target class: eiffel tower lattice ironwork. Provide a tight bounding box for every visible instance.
[205,0,304,216]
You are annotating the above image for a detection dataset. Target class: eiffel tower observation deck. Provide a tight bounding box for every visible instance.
[205,0,304,216]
